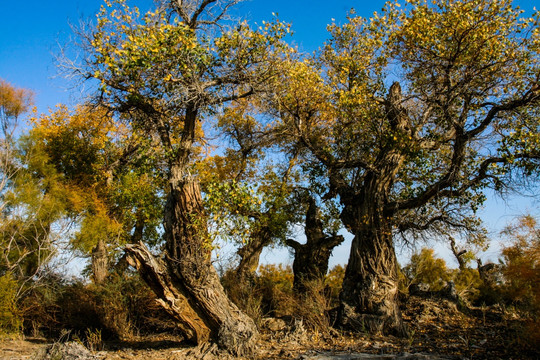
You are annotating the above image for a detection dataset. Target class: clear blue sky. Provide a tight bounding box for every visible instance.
[1,0,538,269]
[0,0,383,115]
[1,0,537,115]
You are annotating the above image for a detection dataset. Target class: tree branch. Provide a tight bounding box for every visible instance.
[286,238,301,251]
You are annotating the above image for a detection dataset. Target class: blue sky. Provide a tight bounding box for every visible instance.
[1,0,538,269]
[0,0,382,115]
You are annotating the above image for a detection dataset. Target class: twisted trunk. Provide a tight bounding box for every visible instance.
[338,196,405,335]
[236,226,271,284]
[337,82,409,336]
[287,197,344,293]
[126,170,258,355]
[337,169,407,335]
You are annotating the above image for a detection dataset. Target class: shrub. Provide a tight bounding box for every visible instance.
[48,272,180,341]
[255,264,295,318]
[221,269,264,326]
[294,278,333,331]
[0,273,21,335]
[452,267,483,302]
[403,248,451,292]
[325,264,345,306]
[500,216,540,314]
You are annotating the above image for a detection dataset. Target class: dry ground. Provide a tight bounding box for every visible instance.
[1,295,538,360]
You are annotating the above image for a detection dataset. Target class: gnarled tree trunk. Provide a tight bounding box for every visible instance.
[337,170,407,335]
[235,226,271,285]
[338,203,406,335]
[287,197,344,293]
[91,238,108,284]
[336,82,409,336]
[126,176,258,355]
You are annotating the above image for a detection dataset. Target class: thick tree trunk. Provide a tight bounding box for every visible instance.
[337,219,406,335]
[336,82,409,336]
[337,173,408,336]
[127,175,258,355]
[125,243,210,343]
[287,197,344,293]
[91,238,108,284]
[236,227,271,284]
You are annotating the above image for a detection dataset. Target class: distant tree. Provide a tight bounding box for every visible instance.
[200,100,301,286]
[286,195,344,293]
[204,100,343,295]
[29,105,164,284]
[500,215,540,312]
[500,215,540,343]
[270,0,540,335]
[0,79,68,309]
[403,248,450,292]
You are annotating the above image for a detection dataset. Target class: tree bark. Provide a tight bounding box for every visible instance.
[287,197,344,293]
[450,237,467,270]
[125,242,210,343]
[337,169,407,335]
[336,82,409,336]
[91,238,108,284]
[127,174,258,355]
[337,215,406,335]
[236,226,271,285]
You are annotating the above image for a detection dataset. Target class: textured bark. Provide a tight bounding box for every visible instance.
[125,243,210,343]
[337,166,407,335]
[287,197,344,293]
[336,83,409,336]
[91,238,108,284]
[127,171,258,355]
[165,178,258,355]
[236,227,271,285]
[450,238,468,270]
[338,217,406,335]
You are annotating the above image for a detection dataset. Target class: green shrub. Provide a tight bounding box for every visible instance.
[500,216,540,326]
[255,264,294,318]
[452,267,483,302]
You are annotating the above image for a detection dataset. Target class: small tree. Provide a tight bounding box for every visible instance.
[29,105,164,284]
[0,80,73,333]
[201,100,301,286]
[500,215,540,312]
[403,248,450,292]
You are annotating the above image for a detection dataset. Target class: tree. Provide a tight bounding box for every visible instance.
[201,100,301,286]
[500,215,540,312]
[403,248,450,292]
[29,105,164,284]
[270,0,540,335]
[286,195,344,293]
[72,0,292,353]
[0,79,70,318]
[499,215,540,342]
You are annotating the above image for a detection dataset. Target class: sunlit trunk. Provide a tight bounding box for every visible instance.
[127,166,258,355]
[91,238,108,284]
